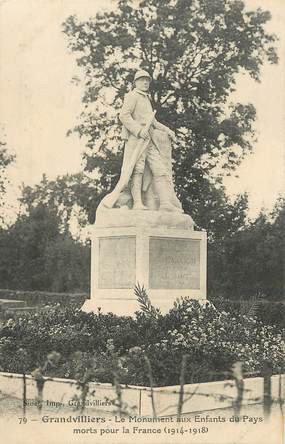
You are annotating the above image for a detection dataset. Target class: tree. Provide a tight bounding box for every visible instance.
[0,129,15,219]
[0,203,90,292]
[0,204,62,290]
[0,174,92,292]
[44,237,90,293]
[208,197,285,300]
[62,0,277,236]
[19,173,99,229]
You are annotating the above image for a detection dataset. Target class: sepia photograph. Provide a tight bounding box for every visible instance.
[0,0,284,443]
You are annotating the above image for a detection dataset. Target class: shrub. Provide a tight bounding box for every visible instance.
[211,296,285,329]
[0,299,283,386]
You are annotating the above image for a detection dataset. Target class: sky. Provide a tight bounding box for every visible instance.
[0,0,284,222]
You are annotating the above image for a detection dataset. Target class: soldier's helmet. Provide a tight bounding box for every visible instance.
[134,70,151,82]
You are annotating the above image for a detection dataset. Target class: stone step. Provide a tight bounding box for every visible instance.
[0,299,27,308]
[0,289,87,307]
[4,306,50,313]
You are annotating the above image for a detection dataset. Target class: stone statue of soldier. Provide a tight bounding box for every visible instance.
[98,69,183,213]
[83,70,200,316]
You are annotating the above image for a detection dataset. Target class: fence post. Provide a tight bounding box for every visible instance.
[231,361,244,416]
[278,372,284,418]
[22,373,27,416]
[138,389,142,416]
[145,357,157,418]
[177,355,188,419]
[262,361,272,419]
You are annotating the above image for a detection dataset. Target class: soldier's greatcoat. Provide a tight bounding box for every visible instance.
[98,88,180,211]
[120,88,169,140]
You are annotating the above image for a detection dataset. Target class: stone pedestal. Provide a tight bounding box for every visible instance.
[82,209,207,316]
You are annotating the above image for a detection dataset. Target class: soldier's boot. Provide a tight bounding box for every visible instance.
[131,173,148,210]
[154,176,182,212]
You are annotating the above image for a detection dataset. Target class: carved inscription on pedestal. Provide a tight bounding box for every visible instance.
[149,237,200,289]
[98,236,136,289]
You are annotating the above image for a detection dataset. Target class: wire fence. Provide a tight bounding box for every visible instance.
[0,360,284,421]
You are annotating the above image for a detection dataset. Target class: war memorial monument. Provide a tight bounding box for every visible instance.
[83,70,207,315]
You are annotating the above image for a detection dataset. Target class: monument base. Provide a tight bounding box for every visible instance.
[82,292,208,317]
[83,209,207,317]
